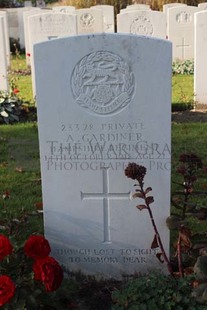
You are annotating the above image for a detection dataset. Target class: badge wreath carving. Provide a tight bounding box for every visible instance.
[71,51,135,115]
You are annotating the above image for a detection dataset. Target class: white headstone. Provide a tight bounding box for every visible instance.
[168,6,200,60]
[0,17,8,91]
[117,10,166,39]
[34,33,172,279]
[6,7,35,50]
[6,8,19,44]
[91,5,114,33]
[52,6,76,13]
[76,8,104,34]
[28,12,77,96]
[194,11,207,104]
[0,11,10,66]
[23,9,41,66]
[198,2,207,10]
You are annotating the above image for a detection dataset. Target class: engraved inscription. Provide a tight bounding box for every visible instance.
[32,15,75,35]
[81,167,130,243]
[130,17,153,35]
[176,11,192,23]
[71,51,135,115]
[80,13,95,28]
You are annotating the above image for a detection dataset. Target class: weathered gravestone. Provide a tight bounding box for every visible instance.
[117,10,166,39]
[0,16,8,91]
[194,11,207,104]
[34,34,172,279]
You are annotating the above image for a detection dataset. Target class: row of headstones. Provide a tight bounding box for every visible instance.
[0,4,207,103]
[2,3,207,56]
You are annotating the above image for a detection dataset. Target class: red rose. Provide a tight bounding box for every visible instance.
[0,275,15,306]
[0,235,13,261]
[24,235,51,260]
[13,88,19,94]
[26,52,31,57]
[33,256,63,292]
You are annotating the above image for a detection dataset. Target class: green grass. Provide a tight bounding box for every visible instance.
[0,123,43,237]
[9,55,33,103]
[172,74,194,110]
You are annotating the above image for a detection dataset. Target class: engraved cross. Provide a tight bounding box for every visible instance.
[81,168,130,244]
[176,38,190,60]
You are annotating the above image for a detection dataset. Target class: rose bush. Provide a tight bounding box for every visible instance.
[0,234,64,307]
[0,275,15,306]
[0,235,13,261]
[24,235,51,260]
[33,256,63,292]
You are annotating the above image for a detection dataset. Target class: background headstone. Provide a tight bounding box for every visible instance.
[23,9,41,66]
[194,11,207,104]
[168,6,200,60]
[198,2,207,10]
[0,11,10,66]
[0,16,8,91]
[28,12,77,96]
[91,5,114,33]
[76,8,103,34]
[34,33,172,279]
[117,10,166,39]
[6,7,35,50]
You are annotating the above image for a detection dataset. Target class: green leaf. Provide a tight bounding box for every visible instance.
[166,215,185,230]
[194,256,207,280]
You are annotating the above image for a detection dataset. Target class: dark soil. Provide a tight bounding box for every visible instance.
[172,104,207,123]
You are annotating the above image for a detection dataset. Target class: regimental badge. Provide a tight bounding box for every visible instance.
[71,51,135,115]
[130,17,153,36]
[80,13,95,28]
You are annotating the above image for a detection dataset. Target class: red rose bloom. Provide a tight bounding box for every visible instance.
[24,235,51,260]
[0,275,15,306]
[0,235,13,261]
[13,88,19,94]
[33,256,63,292]
[26,52,31,57]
